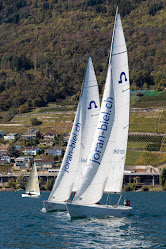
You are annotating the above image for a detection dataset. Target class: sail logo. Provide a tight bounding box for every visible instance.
[88,100,97,110]
[62,123,81,173]
[119,72,127,84]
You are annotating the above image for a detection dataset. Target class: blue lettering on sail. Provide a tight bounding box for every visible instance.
[90,97,114,165]
[62,123,81,173]
[88,100,97,110]
[119,72,127,84]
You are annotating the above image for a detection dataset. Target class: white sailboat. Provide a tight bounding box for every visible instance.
[66,7,132,218]
[43,57,100,212]
[22,164,41,198]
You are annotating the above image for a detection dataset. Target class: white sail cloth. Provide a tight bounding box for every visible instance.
[73,9,130,205]
[48,57,100,202]
[25,164,40,195]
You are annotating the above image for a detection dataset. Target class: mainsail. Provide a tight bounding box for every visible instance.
[48,57,100,202]
[73,8,130,205]
[25,164,40,195]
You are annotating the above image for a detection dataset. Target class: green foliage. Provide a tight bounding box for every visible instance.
[53,134,65,146]
[163,182,166,191]
[19,103,30,114]
[136,152,166,166]
[128,135,163,143]
[30,117,42,126]
[125,150,142,166]
[0,0,165,119]
[7,144,19,157]
[7,178,16,189]
[123,183,136,191]
[128,135,163,151]
[148,3,163,16]
[44,178,54,191]
[159,168,166,187]
[16,175,26,189]
[39,177,45,190]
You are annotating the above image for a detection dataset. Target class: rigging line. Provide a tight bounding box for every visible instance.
[124,124,129,129]
[123,88,130,92]
[112,50,127,56]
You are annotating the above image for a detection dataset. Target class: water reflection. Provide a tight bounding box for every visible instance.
[42,211,154,248]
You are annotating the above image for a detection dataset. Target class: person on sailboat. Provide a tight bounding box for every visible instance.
[124,199,130,206]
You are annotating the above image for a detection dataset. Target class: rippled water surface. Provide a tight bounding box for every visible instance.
[0,191,166,248]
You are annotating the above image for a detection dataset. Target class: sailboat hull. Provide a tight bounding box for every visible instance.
[22,193,41,198]
[66,203,132,219]
[43,200,67,212]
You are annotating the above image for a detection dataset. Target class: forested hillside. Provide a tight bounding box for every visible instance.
[0,0,165,121]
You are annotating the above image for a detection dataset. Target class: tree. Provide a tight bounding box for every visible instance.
[18,103,30,114]
[30,117,42,126]
[39,177,45,190]
[159,168,166,187]
[45,178,54,191]
[7,144,19,157]
[8,178,16,189]
[16,175,26,189]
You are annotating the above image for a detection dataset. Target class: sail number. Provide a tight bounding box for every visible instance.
[113,149,125,154]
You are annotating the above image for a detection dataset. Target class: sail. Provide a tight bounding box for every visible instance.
[48,100,82,201]
[73,57,100,191]
[25,164,40,195]
[73,8,130,205]
[104,8,130,193]
[48,57,100,201]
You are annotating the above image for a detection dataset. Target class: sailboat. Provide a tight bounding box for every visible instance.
[43,57,100,212]
[66,7,132,218]
[22,163,41,198]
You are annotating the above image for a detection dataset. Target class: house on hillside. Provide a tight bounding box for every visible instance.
[0,153,11,163]
[22,147,40,156]
[43,130,56,140]
[22,129,40,140]
[63,132,70,144]
[34,159,55,169]
[0,145,8,157]
[14,157,34,170]
[44,147,64,156]
[4,133,18,141]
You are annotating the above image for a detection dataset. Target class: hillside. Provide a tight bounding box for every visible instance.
[0,91,166,168]
[0,0,166,122]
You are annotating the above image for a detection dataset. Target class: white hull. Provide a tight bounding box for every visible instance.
[66,203,132,219]
[22,193,41,198]
[43,200,67,212]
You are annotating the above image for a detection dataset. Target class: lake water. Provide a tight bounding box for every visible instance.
[0,191,166,248]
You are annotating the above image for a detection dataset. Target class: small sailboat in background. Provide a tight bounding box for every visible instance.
[22,164,41,198]
[67,7,132,218]
[43,57,100,212]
